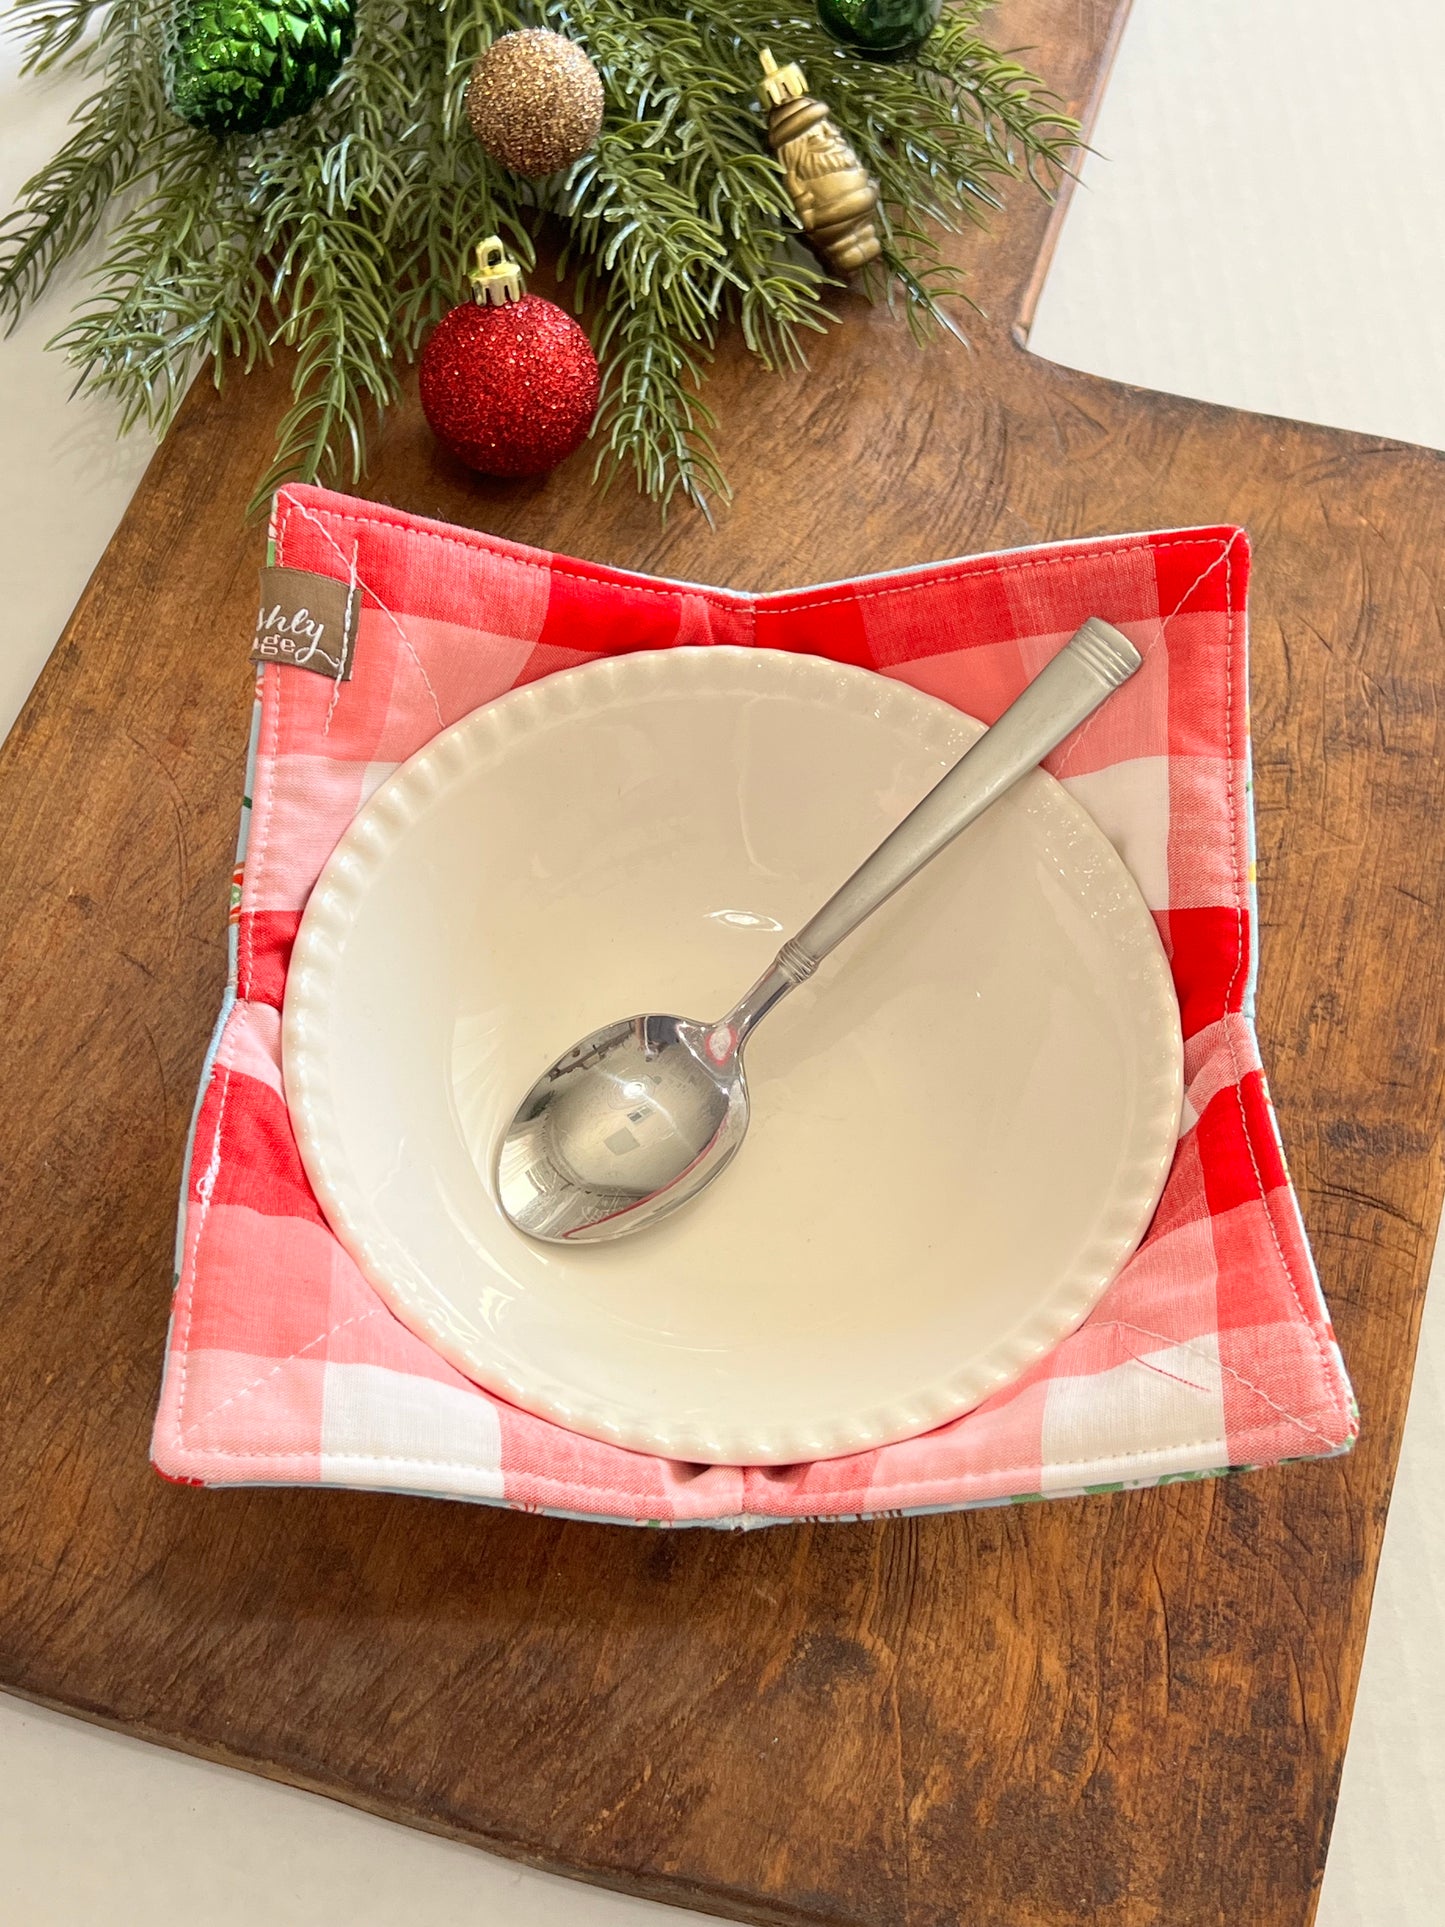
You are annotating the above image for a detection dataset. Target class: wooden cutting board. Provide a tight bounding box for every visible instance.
[3,4,1442,1922]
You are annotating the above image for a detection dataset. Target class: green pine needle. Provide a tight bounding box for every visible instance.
[0,0,1075,515]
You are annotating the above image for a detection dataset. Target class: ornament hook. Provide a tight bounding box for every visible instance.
[758,48,807,108]
[469,236,523,307]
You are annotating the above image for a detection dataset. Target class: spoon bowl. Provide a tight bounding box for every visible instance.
[497,1014,748,1242]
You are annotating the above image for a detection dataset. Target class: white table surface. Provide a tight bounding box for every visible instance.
[3,3,1440,1918]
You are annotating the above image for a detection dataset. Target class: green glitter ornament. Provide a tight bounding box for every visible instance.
[167,0,356,138]
[814,0,942,62]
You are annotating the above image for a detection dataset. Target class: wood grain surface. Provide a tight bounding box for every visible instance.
[3,5,1443,1922]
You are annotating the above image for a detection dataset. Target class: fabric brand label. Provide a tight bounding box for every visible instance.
[250,565,358,680]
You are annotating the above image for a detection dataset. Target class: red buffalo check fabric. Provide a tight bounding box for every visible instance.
[151,484,1356,1526]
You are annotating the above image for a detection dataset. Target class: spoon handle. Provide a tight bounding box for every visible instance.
[721,618,1141,1040]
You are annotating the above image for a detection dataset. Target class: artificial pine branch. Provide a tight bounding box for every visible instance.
[0,1,172,315]
[0,0,1075,514]
[12,0,114,73]
[591,275,727,512]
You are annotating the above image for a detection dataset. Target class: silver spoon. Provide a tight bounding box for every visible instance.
[497,618,1141,1243]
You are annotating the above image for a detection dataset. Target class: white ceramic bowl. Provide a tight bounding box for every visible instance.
[283,647,1182,1465]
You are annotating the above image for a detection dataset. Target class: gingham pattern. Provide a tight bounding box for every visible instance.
[150,484,1356,1526]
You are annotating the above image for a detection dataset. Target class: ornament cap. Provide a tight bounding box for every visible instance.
[469,236,524,307]
[758,48,807,108]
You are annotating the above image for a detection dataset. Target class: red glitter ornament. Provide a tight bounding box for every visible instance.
[419,237,599,478]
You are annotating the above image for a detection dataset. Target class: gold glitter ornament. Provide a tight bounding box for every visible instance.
[757,49,882,274]
[465,29,604,179]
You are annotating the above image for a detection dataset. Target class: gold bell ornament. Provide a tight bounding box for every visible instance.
[757,48,882,274]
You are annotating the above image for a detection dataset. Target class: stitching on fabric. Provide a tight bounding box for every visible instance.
[178,1314,1338,1478]
[1049,529,1340,1446]
[180,1307,386,1438]
[1164,535,1244,634]
[283,497,445,728]
[176,1431,1237,1479]
[1213,537,1346,1426]
[1124,1355,1213,1397]
[172,505,293,1444]
[241,585,285,1000]
[169,1296,1345,1480]
[1094,1319,1338,1449]
[178,1298,1343,1470]
[1051,530,1240,777]
[322,541,359,737]
[171,1006,250,1447]
[278,494,1236,619]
